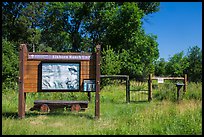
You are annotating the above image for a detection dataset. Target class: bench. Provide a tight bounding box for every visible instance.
[30,100,89,112]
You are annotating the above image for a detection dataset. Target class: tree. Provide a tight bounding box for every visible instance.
[83,2,160,79]
[2,2,29,43]
[137,2,160,15]
[154,58,167,76]
[40,2,95,52]
[2,39,19,85]
[19,2,46,52]
[2,2,161,87]
[120,30,159,80]
[186,46,202,82]
[165,51,189,77]
[101,45,121,75]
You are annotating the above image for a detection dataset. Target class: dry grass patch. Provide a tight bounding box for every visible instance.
[175,100,201,114]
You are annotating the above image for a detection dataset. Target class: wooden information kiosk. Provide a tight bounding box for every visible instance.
[18,44,101,119]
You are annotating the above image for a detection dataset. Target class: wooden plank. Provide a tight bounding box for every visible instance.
[24,89,37,92]
[81,65,96,68]
[25,70,38,75]
[25,65,39,71]
[34,100,88,104]
[25,67,38,72]
[81,67,95,70]
[24,75,38,79]
[24,79,38,84]
[26,61,41,65]
[81,74,96,76]
[24,87,38,92]
[81,61,95,66]
[24,83,38,88]
[81,71,96,75]
[24,89,37,93]
[81,75,96,79]
[152,77,184,80]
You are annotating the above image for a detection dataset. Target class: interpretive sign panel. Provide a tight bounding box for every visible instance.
[83,79,96,92]
[41,63,80,90]
[158,78,164,83]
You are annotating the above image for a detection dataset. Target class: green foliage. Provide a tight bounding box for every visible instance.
[154,58,167,76]
[101,2,145,50]
[186,46,202,82]
[120,31,159,80]
[2,39,19,90]
[2,2,29,42]
[183,82,202,100]
[153,82,202,102]
[101,46,121,75]
[100,46,122,86]
[154,46,202,82]
[137,2,160,15]
[165,51,189,77]
[2,2,161,85]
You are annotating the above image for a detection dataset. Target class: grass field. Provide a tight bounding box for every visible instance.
[2,81,202,135]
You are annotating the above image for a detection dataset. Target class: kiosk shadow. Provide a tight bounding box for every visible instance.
[2,111,94,120]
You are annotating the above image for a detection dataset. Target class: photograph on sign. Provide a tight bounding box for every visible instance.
[41,62,80,90]
[83,80,96,92]
[158,78,164,83]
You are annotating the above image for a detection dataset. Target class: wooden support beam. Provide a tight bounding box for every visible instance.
[183,74,187,92]
[95,45,101,119]
[152,77,184,80]
[18,44,27,119]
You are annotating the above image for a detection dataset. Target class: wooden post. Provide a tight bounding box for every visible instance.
[18,44,27,119]
[183,74,187,92]
[87,92,91,101]
[177,86,180,102]
[126,76,130,103]
[148,74,152,101]
[95,45,101,119]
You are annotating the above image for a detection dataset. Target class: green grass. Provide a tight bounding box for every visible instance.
[2,82,202,135]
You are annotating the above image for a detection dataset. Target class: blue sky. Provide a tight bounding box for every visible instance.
[142,2,202,61]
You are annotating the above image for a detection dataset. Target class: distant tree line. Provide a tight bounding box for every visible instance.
[154,46,202,82]
[2,2,202,91]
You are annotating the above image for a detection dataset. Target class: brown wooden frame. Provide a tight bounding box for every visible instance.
[18,44,101,119]
[148,74,188,101]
